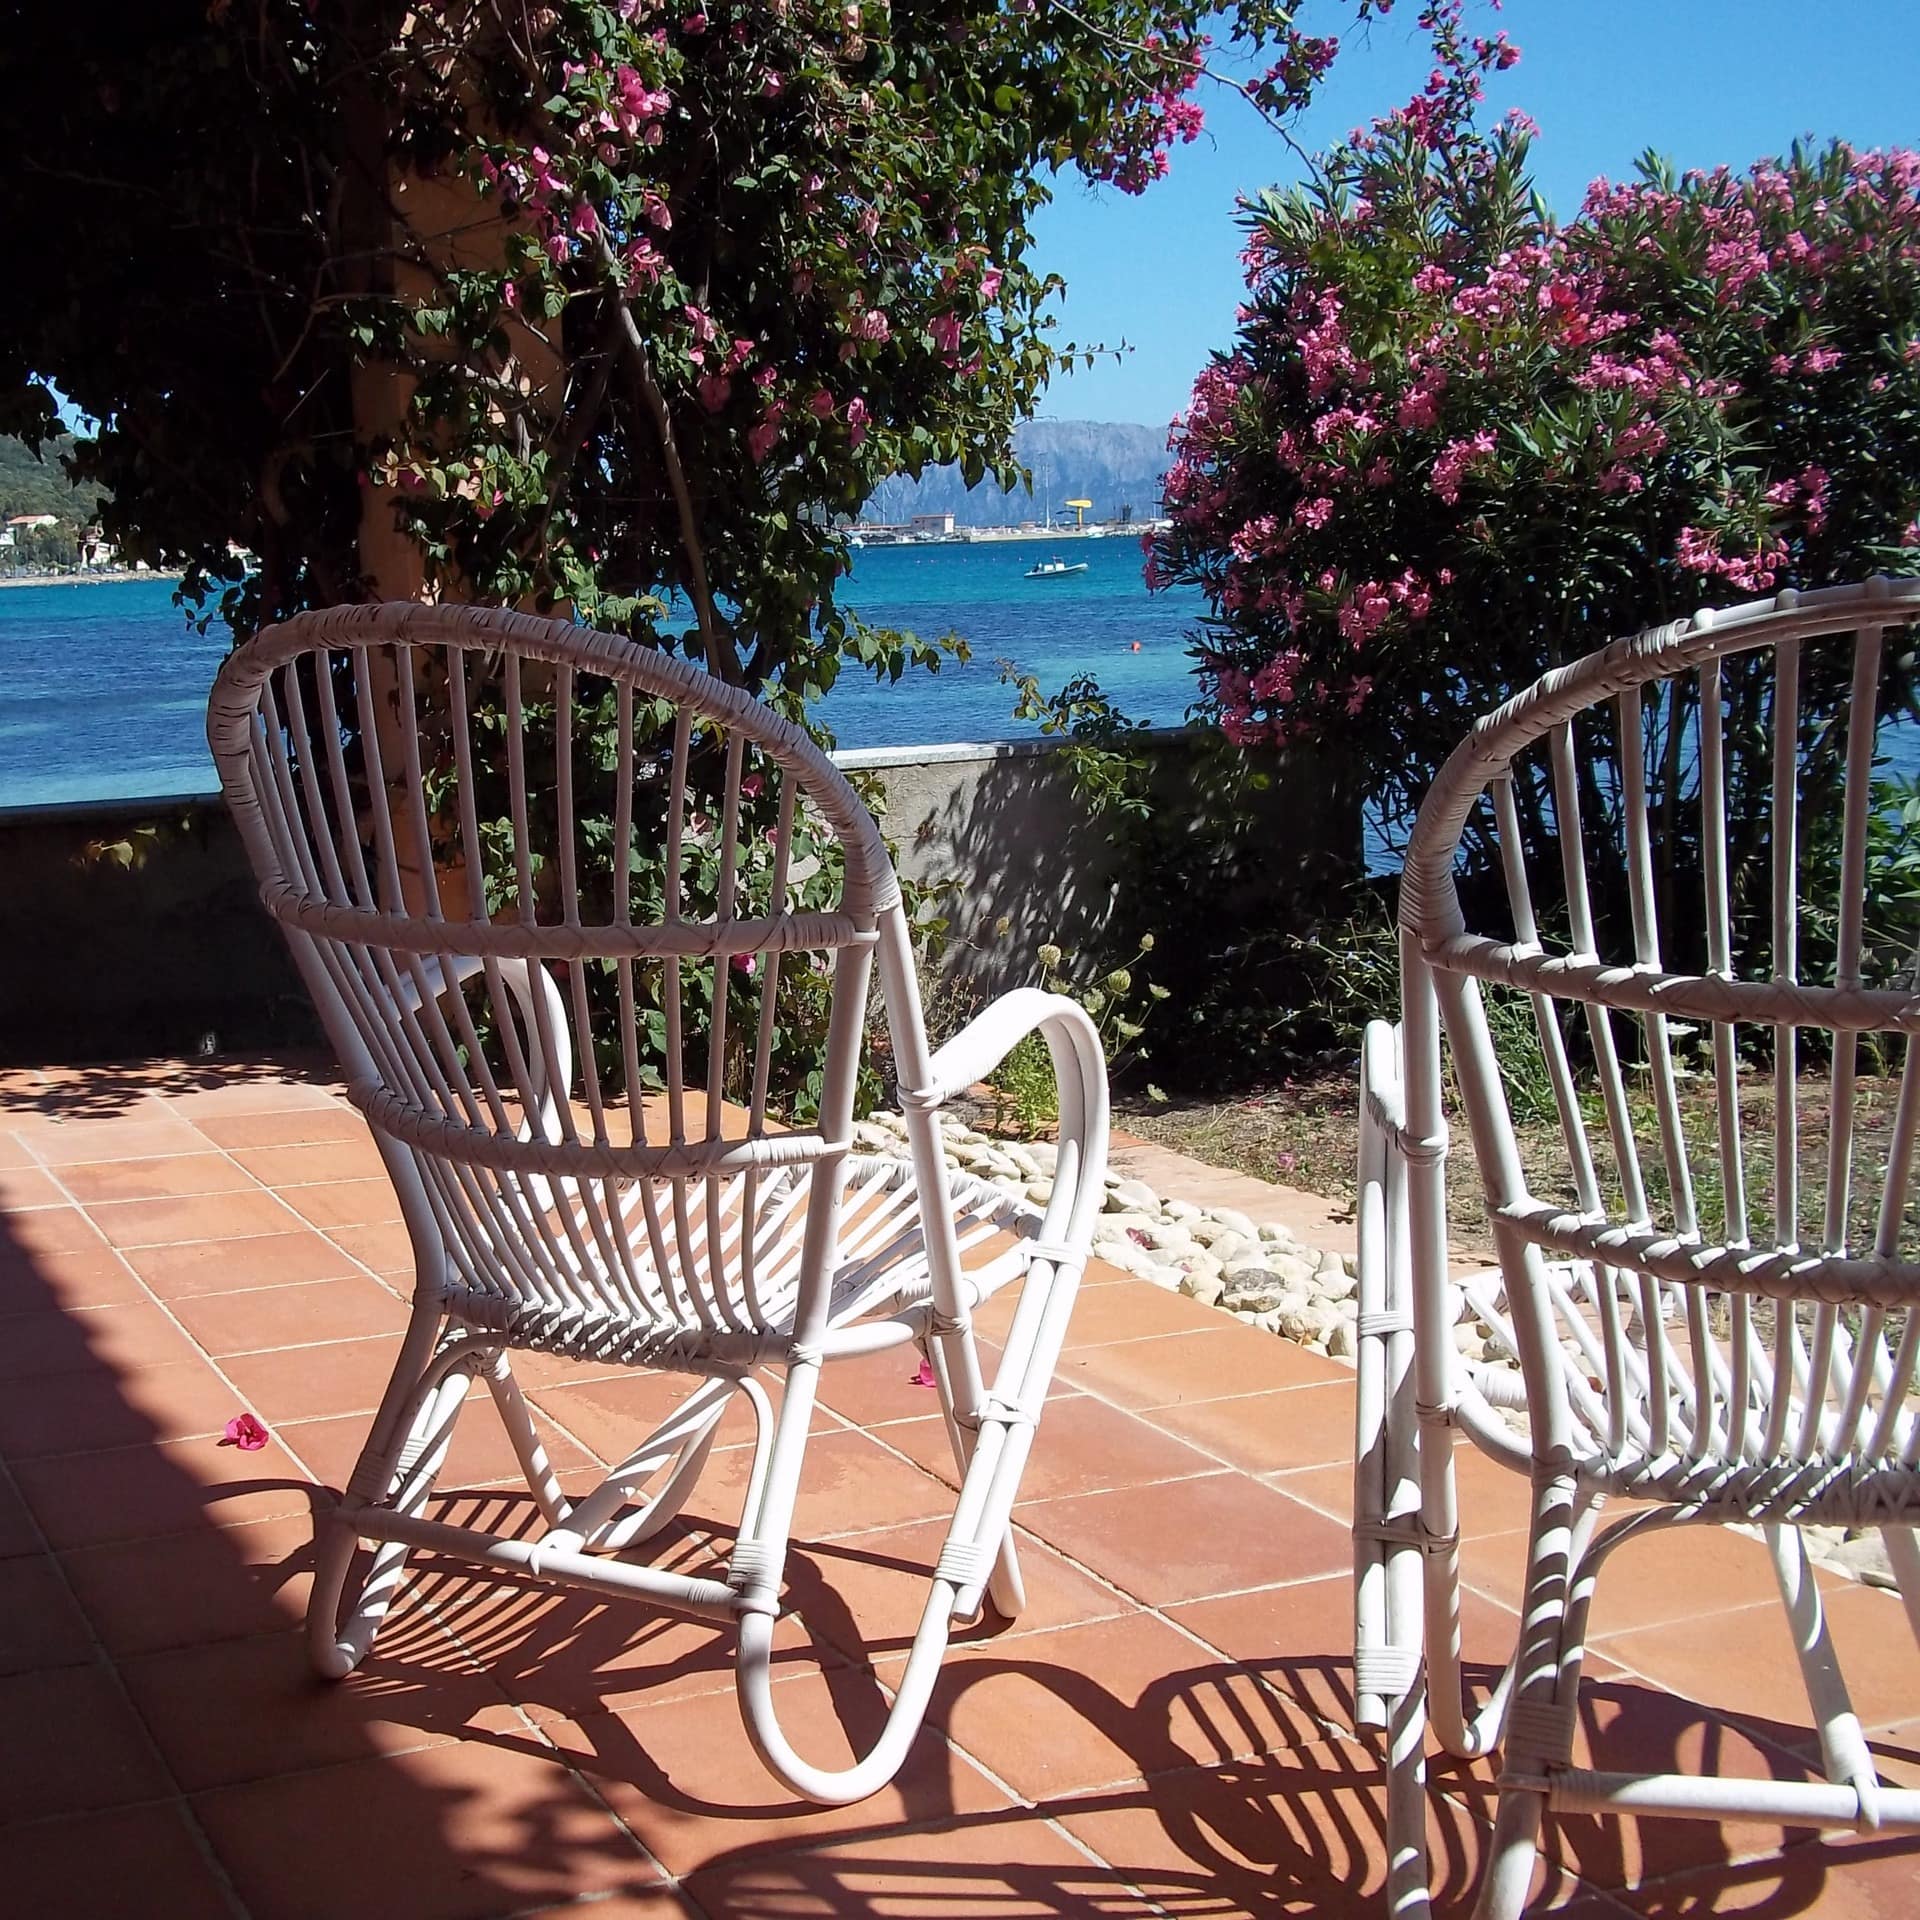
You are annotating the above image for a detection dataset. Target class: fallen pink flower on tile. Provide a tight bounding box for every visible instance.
[221,1413,270,1451]
[909,1358,937,1388]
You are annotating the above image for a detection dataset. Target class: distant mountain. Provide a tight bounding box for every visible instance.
[863,419,1168,528]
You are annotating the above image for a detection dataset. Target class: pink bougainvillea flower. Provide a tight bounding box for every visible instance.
[222,1413,270,1451]
[625,236,664,286]
[909,1358,938,1389]
[731,953,759,977]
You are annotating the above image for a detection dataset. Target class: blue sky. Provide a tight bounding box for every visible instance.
[1036,0,1920,429]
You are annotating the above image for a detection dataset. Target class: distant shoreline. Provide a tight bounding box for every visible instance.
[0,569,184,590]
[853,524,1160,548]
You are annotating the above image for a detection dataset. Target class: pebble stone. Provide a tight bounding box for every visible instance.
[863,1106,1363,1365]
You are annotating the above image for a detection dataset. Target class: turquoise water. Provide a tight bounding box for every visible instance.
[0,540,1206,808]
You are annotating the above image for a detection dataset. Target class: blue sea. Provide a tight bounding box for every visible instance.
[0,540,1207,808]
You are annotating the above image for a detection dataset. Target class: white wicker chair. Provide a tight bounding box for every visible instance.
[1353,577,1920,1915]
[207,601,1107,1805]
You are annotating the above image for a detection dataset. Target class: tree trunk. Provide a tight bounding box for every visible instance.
[336,8,562,910]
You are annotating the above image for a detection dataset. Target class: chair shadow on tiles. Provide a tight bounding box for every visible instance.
[669,1657,1920,1918]
[332,1479,1920,1918]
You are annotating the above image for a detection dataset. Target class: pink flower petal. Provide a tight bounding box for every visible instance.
[909,1358,937,1389]
[222,1413,270,1451]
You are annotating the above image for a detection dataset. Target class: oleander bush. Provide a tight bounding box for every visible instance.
[1156,118,1920,831]
[1150,89,1920,1057]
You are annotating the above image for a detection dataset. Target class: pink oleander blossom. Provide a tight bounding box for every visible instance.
[1396,381,1444,431]
[1430,431,1496,505]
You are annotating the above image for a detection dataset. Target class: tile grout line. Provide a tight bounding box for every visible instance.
[851,1411,1371,1757]
[20,1145,350,1554]
[385,1301,1323,1907]
[22,1080,414,1279]
[109,1088,421,1318]
[126,1093,426,1315]
[11,1077,825,1907]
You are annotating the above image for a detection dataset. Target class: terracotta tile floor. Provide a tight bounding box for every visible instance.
[2,1056,1918,1917]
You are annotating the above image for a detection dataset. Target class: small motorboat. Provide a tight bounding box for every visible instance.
[1024,557,1089,580]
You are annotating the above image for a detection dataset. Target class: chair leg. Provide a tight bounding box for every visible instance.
[308,1325,482,1680]
[1878,1524,1920,1649]
[1474,1471,1584,1920]
[1769,1524,1880,1816]
[1383,1667,1434,1920]
[923,1322,1025,1622]
[1476,1785,1548,1920]
[733,1338,1035,1804]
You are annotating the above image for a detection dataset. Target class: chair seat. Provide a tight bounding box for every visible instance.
[1456,1263,1920,1520]
[437,1151,1042,1373]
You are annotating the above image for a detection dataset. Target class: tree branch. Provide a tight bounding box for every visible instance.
[484,0,743,683]
[1040,0,1320,176]
[600,235,743,684]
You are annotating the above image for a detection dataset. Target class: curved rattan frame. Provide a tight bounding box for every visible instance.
[1354,577,1920,1916]
[208,601,1110,1805]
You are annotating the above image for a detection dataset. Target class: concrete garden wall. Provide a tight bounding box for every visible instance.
[0,733,1358,1064]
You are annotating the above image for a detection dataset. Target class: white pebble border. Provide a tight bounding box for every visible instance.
[854,1108,1362,1364]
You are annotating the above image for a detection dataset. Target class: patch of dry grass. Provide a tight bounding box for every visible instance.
[1122,1061,1920,1261]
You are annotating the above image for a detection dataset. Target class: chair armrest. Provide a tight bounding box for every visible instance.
[921,989,1095,1110]
[914,989,1110,1250]
[385,953,575,1138]
[386,953,488,1020]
